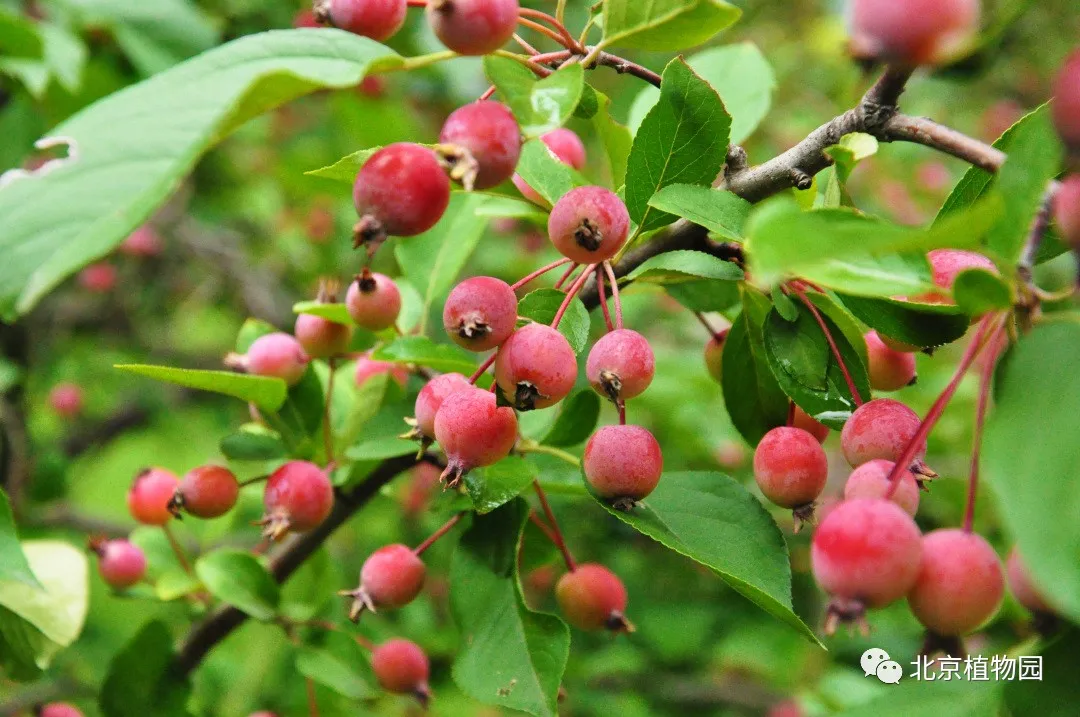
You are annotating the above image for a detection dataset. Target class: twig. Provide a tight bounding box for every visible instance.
[532,480,576,571]
[413,512,463,556]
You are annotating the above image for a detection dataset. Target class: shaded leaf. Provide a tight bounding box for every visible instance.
[465,456,538,514]
[99,621,190,717]
[625,250,743,284]
[115,365,287,411]
[839,294,970,349]
[722,287,789,443]
[513,138,587,207]
[0,489,40,588]
[542,390,600,447]
[195,549,280,621]
[483,57,584,137]
[517,288,590,354]
[646,184,750,240]
[372,336,477,374]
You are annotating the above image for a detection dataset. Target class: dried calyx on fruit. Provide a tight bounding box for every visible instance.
[433,386,518,487]
[169,465,240,519]
[353,143,451,252]
[403,371,471,446]
[257,461,334,541]
[555,563,634,633]
[340,543,426,620]
[583,425,663,510]
[436,101,522,191]
[586,329,655,402]
[494,323,577,410]
[372,638,431,705]
[442,276,518,352]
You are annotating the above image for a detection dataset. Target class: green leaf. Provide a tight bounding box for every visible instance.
[372,336,477,374]
[483,57,584,137]
[984,322,1080,623]
[154,569,202,602]
[293,300,353,326]
[646,184,751,241]
[0,29,400,320]
[0,541,88,662]
[116,364,287,411]
[195,549,280,621]
[345,399,419,461]
[0,489,41,588]
[665,278,741,312]
[838,294,970,349]
[0,7,43,57]
[1004,626,1078,717]
[589,88,633,187]
[517,288,590,355]
[627,42,774,144]
[296,633,376,700]
[590,472,819,645]
[475,196,549,224]
[722,287,789,444]
[542,390,600,447]
[806,292,869,368]
[514,138,586,207]
[952,269,1013,317]
[625,58,731,233]
[625,250,744,285]
[0,604,49,680]
[796,253,935,298]
[220,427,287,462]
[450,501,570,716]
[601,0,742,52]
[772,290,799,322]
[264,366,325,455]
[99,621,190,717]
[465,456,538,514]
[304,146,383,184]
[838,681,1002,717]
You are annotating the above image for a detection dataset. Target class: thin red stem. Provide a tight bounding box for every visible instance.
[163,523,193,576]
[238,474,269,488]
[305,676,319,717]
[516,18,570,49]
[596,265,614,332]
[602,261,623,330]
[517,8,582,51]
[617,401,626,426]
[354,633,375,651]
[787,401,796,427]
[553,262,580,290]
[510,257,572,291]
[469,352,498,385]
[478,85,497,101]
[790,285,863,407]
[528,510,559,545]
[414,513,464,556]
[963,326,1006,532]
[532,480,576,571]
[512,33,541,56]
[552,263,597,328]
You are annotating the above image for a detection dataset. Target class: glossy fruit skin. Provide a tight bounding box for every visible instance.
[177,465,240,519]
[372,639,429,695]
[843,459,920,516]
[443,277,518,352]
[914,249,998,304]
[586,329,655,401]
[704,335,725,383]
[263,461,334,534]
[128,468,180,525]
[49,382,83,419]
[414,372,471,439]
[434,387,518,472]
[848,0,980,66]
[1052,50,1080,149]
[360,544,426,608]
[555,564,628,631]
[246,332,309,386]
[353,143,450,236]
[584,425,663,504]
[438,101,522,189]
[495,324,577,410]
[96,540,147,589]
[841,398,924,467]
[346,272,402,331]
[325,0,406,41]
[295,314,353,358]
[1006,548,1053,614]
[1053,174,1080,250]
[513,128,586,204]
[908,529,1004,636]
[354,352,408,388]
[811,498,923,608]
[792,406,830,443]
[752,427,828,509]
[426,0,519,56]
[547,186,631,264]
[865,330,917,391]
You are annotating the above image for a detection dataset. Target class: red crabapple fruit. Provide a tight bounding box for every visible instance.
[120,225,162,257]
[127,467,180,525]
[442,277,518,352]
[371,639,430,704]
[811,498,923,632]
[548,186,631,264]
[294,9,320,28]
[437,101,522,190]
[259,461,334,540]
[400,462,441,518]
[584,425,663,510]
[914,249,998,305]
[433,386,518,486]
[354,352,408,388]
[513,128,586,205]
[48,382,83,419]
[1052,50,1080,150]
[426,0,519,56]
[1053,175,1080,250]
[353,143,450,243]
[39,704,84,717]
[314,0,406,42]
[840,398,925,468]
[494,323,577,410]
[244,332,310,385]
[792,405,830,443]
[907,529,1004,637]
[92,538,147,590]
[346,270,402,331]
[295,313,354,359]
[171,465,240,519]
[848,0,980,67]
[753,427,828,530]
[342,543,426,620]
[586,329,655,402]
[410,372,471,440]
[1006,548,1054,615]
[865,331,917,391]
[78,262,117,293]
[704,333,725,383]
[555,563,633,633]
[843,459,920,516]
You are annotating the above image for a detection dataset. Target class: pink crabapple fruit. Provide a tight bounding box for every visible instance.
[907,529,1004,637]
[120,225,162,257]
[865,330,917,391]
[345,270,402,331]
[244,332,310,386]
[400,462,442,518]
[704,333,725,383]
[410,372,471,440]
[583,425,663,510]
[39,705,84,717]
[1006,548,1054,615]
[555,563,633,633]
[547,186,631,265]
[371,639,430,704]
[342,543,426,620]
[426,0,519,56]
[913,249,998,305]
[848,0,980,67]
[438,101,522,190]
[295,313,354,359]
[127,467,180,525]
[92,538,147,590]
[48,382,83,419]
[752,427,829,530]
[171,465,240,519]
[840,398,926,469]
[513,128,586,205]
[1052,174,1080,250]
[494,323,577,410]
[766,700,804,717]
[811,497,924,632]
[586,328,655,402]
[78,262,117,293]
[842,459,920,516]
[354,352,409,388]
[315,0,406,42]
[434,386,518,486]
[1052,50,1080,150]
[792,405,831,443]
[353,143,451,242]
[259,461,334,541]
[442,276,518,352]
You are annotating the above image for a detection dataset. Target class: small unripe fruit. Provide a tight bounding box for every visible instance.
[1052,50,1080,150]
[914,249,998,305]
[294,313,353,359]
[494,323,577,410]
[438,101,522,190]
[260,461,334,540]
[342,544,426,620]
[49,382,83,419]
[40,704,84,717]
[907,529,1004,636]
[434,386,518,486]
[427,0,519,56]
[78,262,117,293]
[120,225,162,257]
[354,352,408,388]
[586,329,655,401]
[753,427,828,529]
[548,186,631,264]
[372,639,430,703]
[172,465,240,519]
[555,563,632,632]
[93,539,147,590]
[513,129,586,205]
[413,372,471,439]
[1052,174,1080,250]
[1006,548,1054,614]
[792,405,830,443]
[318,0,406,41]
[584,425,663,509]
[443,277,518,352]
[865,330,917,391]
[345,271,402,331]
[704,334,725,383]
[354,143,450,239]
[848,0,980,67]
[246,332,310,386]
[841,398,925,467]
[127,467,180,525]
[842,459,920,516]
